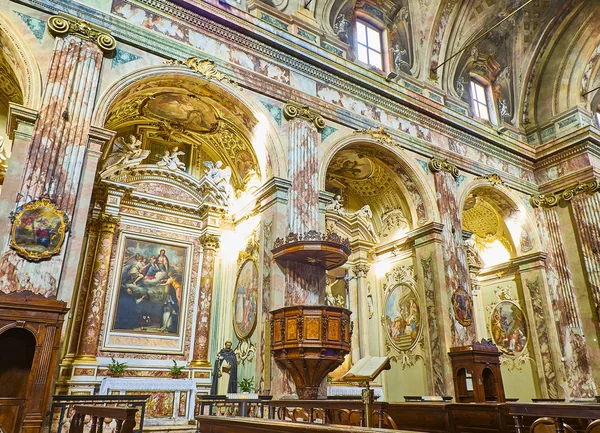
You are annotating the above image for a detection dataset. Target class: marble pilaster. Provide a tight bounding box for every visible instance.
[0,15,115,297]
[352,263,370,358]
[570,190,600,321]
[190,233,220,367]
[534,205,597,398]
[75,213,120,362]
[429,158,476,346]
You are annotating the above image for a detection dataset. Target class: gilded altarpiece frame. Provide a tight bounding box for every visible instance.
[104,232,194,355]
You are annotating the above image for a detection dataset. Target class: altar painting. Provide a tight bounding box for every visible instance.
[112,238,188,336]
[233,260,258,339]
[490,301,527,355]
[384,284,421,351]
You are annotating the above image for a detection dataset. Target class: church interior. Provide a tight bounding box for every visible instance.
[0,0,600,431]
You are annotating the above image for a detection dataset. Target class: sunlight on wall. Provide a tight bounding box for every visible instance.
[479,239,511,267]
[250,112,270,178]
[374,260,393,279]
[219,214,261,264]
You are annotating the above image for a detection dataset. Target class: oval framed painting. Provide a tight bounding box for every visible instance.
[384,284,421,352]
[490,301,528,356]
[452,287,473,327]
[233,259,259,339]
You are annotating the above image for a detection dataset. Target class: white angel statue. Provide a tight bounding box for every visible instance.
[203,160,235,199]
[157,147,186,171]
[101,134,150,177]
[354,204,377,238]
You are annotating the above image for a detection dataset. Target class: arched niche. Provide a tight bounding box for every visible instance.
[92,64,286,182]
[0,328,36,398]
[320,136,438,229]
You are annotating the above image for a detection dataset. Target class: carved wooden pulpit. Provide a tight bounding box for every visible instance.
[449,340,505,403]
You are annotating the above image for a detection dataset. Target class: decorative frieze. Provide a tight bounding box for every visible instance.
[429,158,459,179]
[47,14,116,53]
[283,101,326,130]
[530,178,599,208]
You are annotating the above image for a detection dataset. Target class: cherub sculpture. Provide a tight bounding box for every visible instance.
[157,147,186,171]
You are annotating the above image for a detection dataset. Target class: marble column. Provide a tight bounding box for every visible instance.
[533,204,596,398]
[429,158,476,346]
[0,15,115,297]
[352,263,370,358]
[75,214,120,362]
[190,233,220,367]
[64,215,102,362]
[282,102,326,306]
[569,186,600,320]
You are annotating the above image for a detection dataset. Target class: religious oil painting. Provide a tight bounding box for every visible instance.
[452,287,473,327]
[10,198,69,261]
[327,150,374,180]
[112,237,188,335]
[384,284,421,351]
[490,301,528,355]
[233,259,259,339]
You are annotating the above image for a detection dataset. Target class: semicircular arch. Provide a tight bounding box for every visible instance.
[92,64,286,180]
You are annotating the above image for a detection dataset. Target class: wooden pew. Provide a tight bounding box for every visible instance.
[69,405,138,433]
[196,415,428,433]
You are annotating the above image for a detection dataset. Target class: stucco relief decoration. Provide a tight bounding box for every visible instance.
[381,265,423,369]
[353,126,393,146]
[165,57,241,89]
[9,198,70,261]
[157,147,186,171]
[47,14,116,53]
[204,161,235,199]
[101,134,150,178]
[486,286,532,371]
[451,287,473,327]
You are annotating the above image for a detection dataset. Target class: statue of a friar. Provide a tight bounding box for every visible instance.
[210,341,238,395]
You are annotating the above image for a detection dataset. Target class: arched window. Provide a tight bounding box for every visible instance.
[356,20,383,70]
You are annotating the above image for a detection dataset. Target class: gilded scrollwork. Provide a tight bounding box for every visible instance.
[47,14,116,53]
[166,57,241,89]
[353,126,393,146]
[429,158,459,179]
[283,101,326,130]
[475,173,505,187]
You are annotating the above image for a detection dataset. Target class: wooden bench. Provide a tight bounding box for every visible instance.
[68,405,138,433]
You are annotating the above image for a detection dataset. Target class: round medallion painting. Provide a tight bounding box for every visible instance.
[451,287,473,327]
[233,260,259,339]
[384,284,421,351]
[490,301,528,355]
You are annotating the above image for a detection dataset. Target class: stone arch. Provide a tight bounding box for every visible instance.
[457,179,540,259]
[320,135,439,228]
[92,64,287,180]
[0,11,42,109]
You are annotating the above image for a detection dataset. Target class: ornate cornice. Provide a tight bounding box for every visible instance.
[283,101,326,130]
[165,57,240,89]
[47,14,116,53]
[429,158,459,179]
[199,233,220,250]
[530,178,599,207]
[475,173,505,187]
[353,126,393,145]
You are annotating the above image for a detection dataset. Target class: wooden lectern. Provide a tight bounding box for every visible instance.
[448,340,505,403]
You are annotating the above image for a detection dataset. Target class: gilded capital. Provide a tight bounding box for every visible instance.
[98,214,120,233]
[200,233,220,250]
[283,101,326,131]
[530,193,559,208]
[561,178,599,202]
[352,263,370,277]
[429,158,459,179]
[48,14,116,54]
